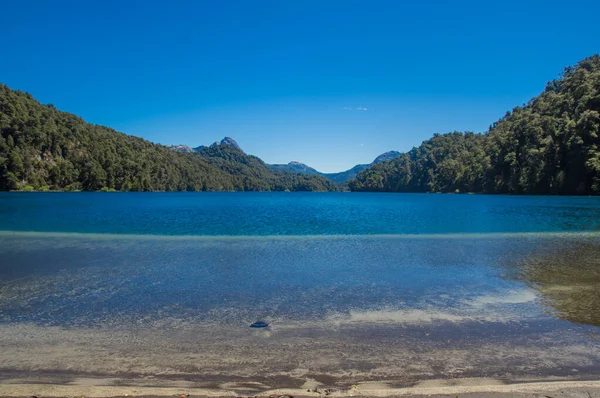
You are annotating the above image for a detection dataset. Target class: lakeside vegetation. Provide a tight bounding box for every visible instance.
[350,55,600,195]
[0,85,337,192]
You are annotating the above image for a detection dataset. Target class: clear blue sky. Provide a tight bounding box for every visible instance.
[2,0,599,172]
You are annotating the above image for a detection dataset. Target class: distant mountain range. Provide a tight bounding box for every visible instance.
[171,140,401,183]
[268,151,401,183]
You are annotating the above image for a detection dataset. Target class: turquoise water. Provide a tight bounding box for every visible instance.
[1,192,600,385]
[1,192,600,235]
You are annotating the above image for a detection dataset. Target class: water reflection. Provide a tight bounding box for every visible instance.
[512,239,600,327]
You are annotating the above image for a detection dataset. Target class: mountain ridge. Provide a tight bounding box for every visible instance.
[170,138,402,183]
[267,151,402,183]
[169,136,242,153]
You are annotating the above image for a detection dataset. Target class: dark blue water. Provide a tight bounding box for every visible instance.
[1,193,600,384]
[1,192,600,235]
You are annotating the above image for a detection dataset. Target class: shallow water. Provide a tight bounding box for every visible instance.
[1,193,600,388]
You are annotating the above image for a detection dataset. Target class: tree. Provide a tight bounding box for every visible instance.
[350,55,600,195]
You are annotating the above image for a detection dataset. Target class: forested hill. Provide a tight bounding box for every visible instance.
[194,143,338,191]
[350,55,600,195]
[0,84,337,192]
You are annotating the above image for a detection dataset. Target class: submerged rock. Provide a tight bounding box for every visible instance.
[250,321,269,328]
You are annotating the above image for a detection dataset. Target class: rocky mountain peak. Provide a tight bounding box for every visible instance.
[212,137,241,150]
[372,151,401,164]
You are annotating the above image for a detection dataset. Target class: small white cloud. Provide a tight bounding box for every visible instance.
[356,107,368,111]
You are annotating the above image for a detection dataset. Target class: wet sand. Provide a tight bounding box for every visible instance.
[2,379,600,398]
[1,321,600,393]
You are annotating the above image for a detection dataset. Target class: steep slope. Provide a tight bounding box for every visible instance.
[0,84,336,192]
[350,55,600,195]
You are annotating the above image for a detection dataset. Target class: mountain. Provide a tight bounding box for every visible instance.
[350,55,600,195]
[267,152,402,183]
[193,142,338,191]
[268,161,322,175]
[323,164,370,184]
[211,137,241,150]
[0,84,337,192]
[168,144,195,153]
[169,137,240,153]
[172,138,402,185]
[373,151,401,164]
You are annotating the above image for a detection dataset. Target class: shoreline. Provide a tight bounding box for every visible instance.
[2,379,600,397]
[3,229,600,241]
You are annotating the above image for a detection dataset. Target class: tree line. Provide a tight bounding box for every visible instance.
[0,84,337,192]
[350,55,600,195]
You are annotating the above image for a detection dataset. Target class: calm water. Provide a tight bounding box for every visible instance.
[1,192,600,388]
[1,192,600,235]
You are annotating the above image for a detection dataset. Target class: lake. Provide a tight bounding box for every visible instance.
[1,192,600,391]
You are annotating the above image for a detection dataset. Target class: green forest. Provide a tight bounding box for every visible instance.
[0,85,337,192]
[349,55,600,195]
[2,55,599,194]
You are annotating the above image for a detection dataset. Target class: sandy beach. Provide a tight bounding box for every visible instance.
[2,378,600,398]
